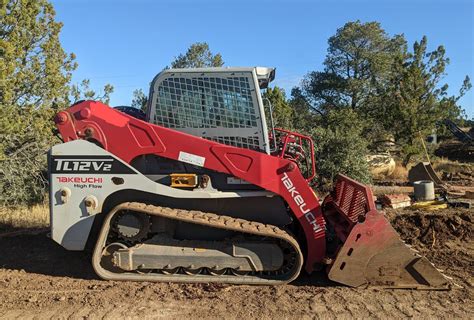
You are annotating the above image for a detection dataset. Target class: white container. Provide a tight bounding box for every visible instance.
[413,180,435,201]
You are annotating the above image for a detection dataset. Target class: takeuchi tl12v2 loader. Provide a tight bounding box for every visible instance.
[49,67,449,289]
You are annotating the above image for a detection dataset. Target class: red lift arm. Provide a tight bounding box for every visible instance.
[55,101,326,273]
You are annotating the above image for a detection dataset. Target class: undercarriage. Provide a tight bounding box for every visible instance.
[93,202,303,284]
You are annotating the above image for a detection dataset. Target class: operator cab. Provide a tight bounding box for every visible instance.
[147,67,275,154]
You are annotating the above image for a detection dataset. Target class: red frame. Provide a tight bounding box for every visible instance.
[55,101,326,272]
[271,128,316,182]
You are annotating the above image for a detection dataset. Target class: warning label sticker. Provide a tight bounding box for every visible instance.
[178,151,206,167]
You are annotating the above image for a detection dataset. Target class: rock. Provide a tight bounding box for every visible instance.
[367,154,396,178]
[452,216,463,226]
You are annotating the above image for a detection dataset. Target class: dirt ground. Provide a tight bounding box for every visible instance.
[0,208,472,319]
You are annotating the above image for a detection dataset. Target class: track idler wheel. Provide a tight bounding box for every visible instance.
[100,242,128,273]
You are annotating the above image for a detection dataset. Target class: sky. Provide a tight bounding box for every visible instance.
[52,0,474,117]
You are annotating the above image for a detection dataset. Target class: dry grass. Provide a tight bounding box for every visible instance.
[388,162,408,180]
[432,158,473,175]
[0,204,49,231]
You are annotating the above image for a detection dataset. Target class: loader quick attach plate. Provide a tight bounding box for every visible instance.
[323,175,450,290]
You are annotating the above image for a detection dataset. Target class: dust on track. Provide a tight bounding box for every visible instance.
[0,208,473,319]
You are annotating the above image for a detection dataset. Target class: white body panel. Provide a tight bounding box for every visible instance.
[49,140,273,250]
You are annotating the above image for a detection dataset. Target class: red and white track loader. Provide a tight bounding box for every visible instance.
[49,67,448,288]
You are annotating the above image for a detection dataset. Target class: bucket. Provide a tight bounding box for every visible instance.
[413,180,435,201]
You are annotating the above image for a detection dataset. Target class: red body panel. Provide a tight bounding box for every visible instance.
[55,101,326,272]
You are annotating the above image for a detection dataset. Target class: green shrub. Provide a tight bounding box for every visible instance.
[311,109,371,187]
[0,106,56,206]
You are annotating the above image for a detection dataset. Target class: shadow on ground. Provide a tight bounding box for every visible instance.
[0,233,97,280]
[0,222,30,233]
[0,232,339,286]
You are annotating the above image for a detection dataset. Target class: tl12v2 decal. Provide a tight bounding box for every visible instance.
[50,155,136,174]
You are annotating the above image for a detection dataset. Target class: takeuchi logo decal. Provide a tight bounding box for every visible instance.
[56,177,103,183]
[281,172,322,233]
